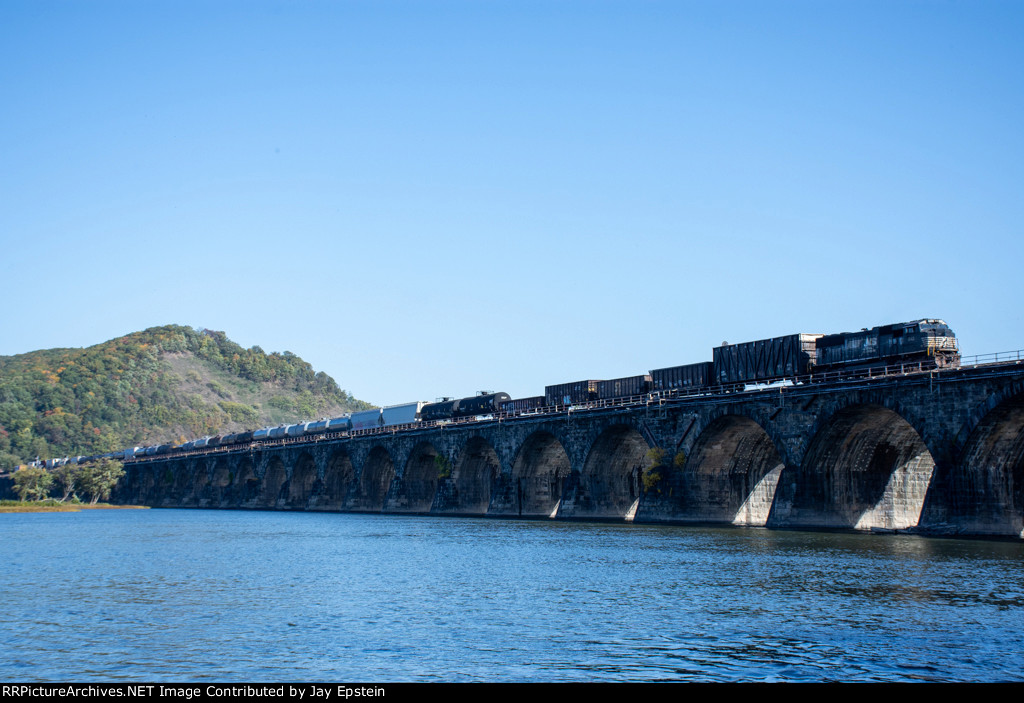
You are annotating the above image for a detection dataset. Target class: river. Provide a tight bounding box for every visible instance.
[2,509,1022,682]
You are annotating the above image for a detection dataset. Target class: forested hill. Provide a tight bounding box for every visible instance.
[0,325,373,467]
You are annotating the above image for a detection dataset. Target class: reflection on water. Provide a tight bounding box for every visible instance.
[2,510,1022,682]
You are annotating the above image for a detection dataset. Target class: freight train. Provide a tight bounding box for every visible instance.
[530,318,959,405]
[30,319,958,467]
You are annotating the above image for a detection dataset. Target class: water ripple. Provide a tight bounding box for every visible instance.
[1,510,1022,681]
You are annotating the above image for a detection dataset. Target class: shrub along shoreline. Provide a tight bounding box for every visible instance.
[0,500,149,513]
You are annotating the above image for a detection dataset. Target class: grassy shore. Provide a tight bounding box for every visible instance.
[0,500,150,513]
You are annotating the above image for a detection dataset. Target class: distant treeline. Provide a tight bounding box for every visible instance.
[0,325,371,467]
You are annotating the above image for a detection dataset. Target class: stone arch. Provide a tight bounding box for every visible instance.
[173,461,195,506]
[953,390,1024,536]
[390,441,440,512]
[287,452,317,509]
[805,391,935,463]
[261,455,288,508]
[133,464,158,504]
[782,403,936,530]
[511,431,572,517]
[109,465,131,503]
[358,445,395,511]
[112,462,133,503]
[451,436,501,514]
[954,379,1024,452]
[234,457,261,507]
[317,449,354,510]
[680,414,785,525]
[154,463,177,506]
[574,424,650,519]
[211,457,232,495]
[192,460,211,506]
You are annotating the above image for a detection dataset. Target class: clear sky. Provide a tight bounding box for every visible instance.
[2,1,1021,407]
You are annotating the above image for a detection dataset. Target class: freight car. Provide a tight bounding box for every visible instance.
[545,380,600,406]
[421,392,512,421]
[596,375,652,399]
[452,392,511,417]
[500,396,545,414]
[713,333,822,385]
[650,362,714,391]
[420,398,458,422]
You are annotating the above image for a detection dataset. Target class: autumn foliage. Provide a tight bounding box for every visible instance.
[0,326,369,467]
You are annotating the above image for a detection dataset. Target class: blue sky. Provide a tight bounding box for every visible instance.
[2,1,1021,406]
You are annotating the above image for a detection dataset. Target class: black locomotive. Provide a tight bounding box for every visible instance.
[815,319,959,371]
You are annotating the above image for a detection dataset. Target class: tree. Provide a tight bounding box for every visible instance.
[12,467,54,501]
[78,458,125,504]
[51,462,81,502]
[434,454,452,479]
[642,447,666,494]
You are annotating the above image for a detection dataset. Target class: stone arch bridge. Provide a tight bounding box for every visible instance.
[117,363,1024,538]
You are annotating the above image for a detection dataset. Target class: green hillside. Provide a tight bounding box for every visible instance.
[0,325,373,467]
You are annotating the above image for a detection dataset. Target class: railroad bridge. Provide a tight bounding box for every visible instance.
[117,362,1024,538]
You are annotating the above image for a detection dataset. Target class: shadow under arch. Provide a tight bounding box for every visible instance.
[153,463,176,506]
[389,441,440,513]
[573,424,650,519]
[357,446,395,512]
[288,451,317,509]
[192,459,212,506]
[781,403,936,530]
[511,431,571,517]
[261,455,288,509]
[232,456,261,508]
[173,461,196,506]
[315,448,354,511]
[451,436,501,514]
[210,458,232,506]
[679,414,785,525]
[133,464,158,505]
[952,391,1024,536]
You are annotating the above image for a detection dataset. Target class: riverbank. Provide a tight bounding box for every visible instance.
[0,501,149,513]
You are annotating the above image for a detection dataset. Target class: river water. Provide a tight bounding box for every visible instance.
[2,509,1022,682]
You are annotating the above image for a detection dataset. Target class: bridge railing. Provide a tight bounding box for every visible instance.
[121,361,947,463]
[120,349,1024,465]
[958,349,1024,367]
